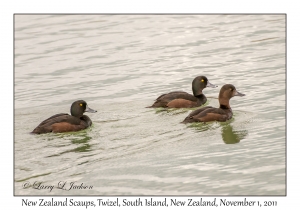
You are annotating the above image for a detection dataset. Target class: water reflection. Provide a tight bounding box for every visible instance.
[221,124,248,144]
[44,132,93,158]
[71,135,92,153]
[187,121,216,132]
[185,121,248,144]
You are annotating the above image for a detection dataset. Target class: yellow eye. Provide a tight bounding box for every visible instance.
[201,79,204,82]
[80,103,83,106]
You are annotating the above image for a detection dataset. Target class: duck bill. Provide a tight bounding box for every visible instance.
[206,81,217,88]
[85,105,97,113]
[234,91,245,97]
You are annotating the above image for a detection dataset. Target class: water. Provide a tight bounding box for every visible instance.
[14,15,285,195]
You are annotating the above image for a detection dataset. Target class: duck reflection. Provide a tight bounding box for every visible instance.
[71,134,92,153]
[187,121,214,132]
[221,124,248,144]
[45,132,93,158]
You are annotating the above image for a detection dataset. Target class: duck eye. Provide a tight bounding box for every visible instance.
[201,79,204,82]
[80,103,83,107]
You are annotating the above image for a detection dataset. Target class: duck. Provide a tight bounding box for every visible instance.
[31,100,97,134]
[182,84,245,123]
[147,76,217,108]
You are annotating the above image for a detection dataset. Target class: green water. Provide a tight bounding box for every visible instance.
[15,15,285,195]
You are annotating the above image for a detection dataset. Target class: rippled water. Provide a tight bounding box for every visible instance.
[14,15,285,195]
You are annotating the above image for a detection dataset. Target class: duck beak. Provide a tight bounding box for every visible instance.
[206,81,217,88]
[234,90,245,97]
[85,105,97,113]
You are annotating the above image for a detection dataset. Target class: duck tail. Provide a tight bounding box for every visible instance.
[181,117,195,124]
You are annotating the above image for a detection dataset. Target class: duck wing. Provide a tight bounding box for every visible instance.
[36,113,70,126]
[182,106,213,123]
[182,107,228,123]
[149,91,197,108]
[32,114,83,134]
[154,91,187,100]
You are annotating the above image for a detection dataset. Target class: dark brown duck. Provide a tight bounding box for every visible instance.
[147,76,217,108]
[182,84,245,123]
[31,100,97,134]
